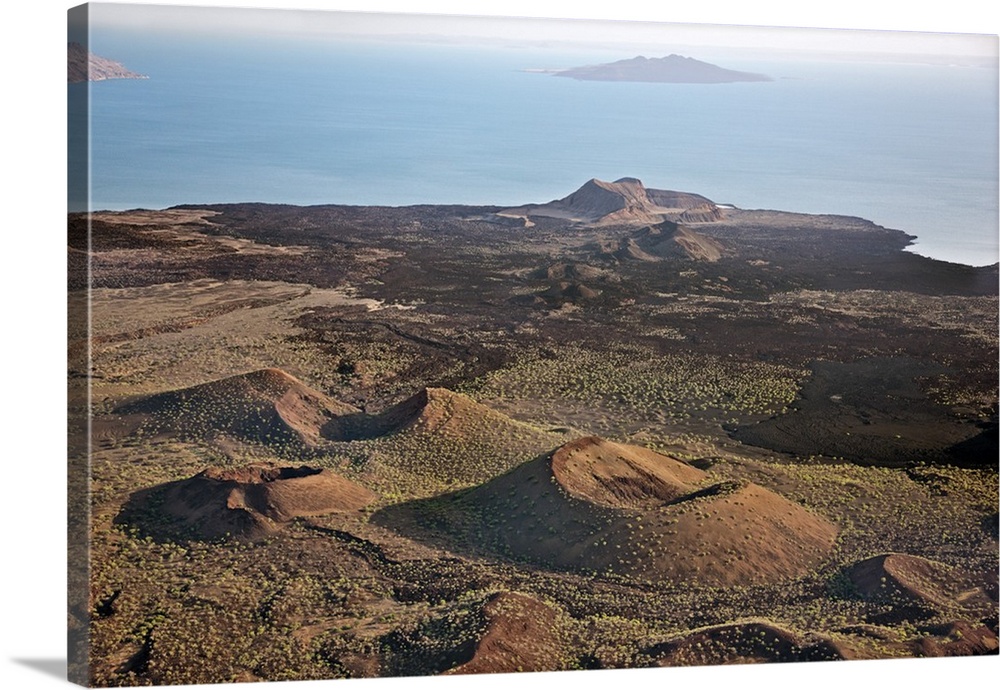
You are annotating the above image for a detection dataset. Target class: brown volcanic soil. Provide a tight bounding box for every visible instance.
[915,621,1000,657]
[550,436,705,508]
[845,553,992,621]
[118,464,375,541]
[385,437,838,585]
[115,368,358,448]
[667,226,725,261]
[446,592,565,674]
[633,221,726,262]
[380,590,567,677]
[325,387,561,489]
[324,386,550,443]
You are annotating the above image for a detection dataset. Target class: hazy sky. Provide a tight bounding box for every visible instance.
[78,1,998,62]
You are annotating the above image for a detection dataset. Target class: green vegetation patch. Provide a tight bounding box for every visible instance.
[461,343,806,421]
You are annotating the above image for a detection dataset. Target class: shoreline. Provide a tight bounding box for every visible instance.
[70,201,999,270]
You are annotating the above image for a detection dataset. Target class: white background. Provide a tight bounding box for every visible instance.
[2,2,998,689]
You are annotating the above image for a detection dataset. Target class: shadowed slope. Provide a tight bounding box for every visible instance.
[527,177,664,226]
[381,591,566,677]
[117,464,375,541]
[948,416,999,466]
[645,620,846,665]
[590,221,726,263]
[593,237,659,262]
[915,621,999,657]
[115,368,358,448]
[645,189,724,222]
[324,387,550,442]
[732,357,986,467]
[325,387,561,489]
[539,281,600,303]
[845,553,993,621]
[635,221,726,261]
[381,437,838,585]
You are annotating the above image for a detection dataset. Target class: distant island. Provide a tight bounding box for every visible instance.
[68,42,147,83]
[549,54,772,84]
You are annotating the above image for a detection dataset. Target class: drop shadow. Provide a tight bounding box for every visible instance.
[11,657,66,681]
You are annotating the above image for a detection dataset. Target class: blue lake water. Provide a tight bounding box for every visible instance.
[74,31,999,266]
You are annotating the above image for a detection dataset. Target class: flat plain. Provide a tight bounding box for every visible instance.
[69,178,998,685]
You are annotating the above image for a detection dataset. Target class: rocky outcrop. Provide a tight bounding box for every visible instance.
[646,189,724,222]
[68,42,147,83]
[499,177,724,228]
